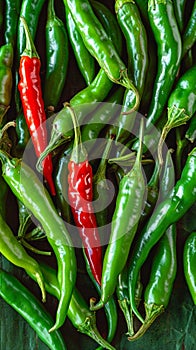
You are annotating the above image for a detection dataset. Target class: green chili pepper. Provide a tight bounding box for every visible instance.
[0,43,13,125]
[15,110,30,151]
[114,0,148,143]
[28,261,116,350]
[91,119,145,311]
[65,0,139,102]
[91,0,123,54]
[116,266,143,337]
[43,0,69,110]
[146,0,182,128]
[0,171,8,219]
[0,211,46,301]
[183,231,196,305]
[173,0,187,32]
[64,4,95,86]
[4,0,22,47]
[129,148,177,339]
[186,113,196,143]
[0,150,77,332]
[158,65,196,165]
[0,268,67,350]
[182,1,196,58]
[128,147,196,323]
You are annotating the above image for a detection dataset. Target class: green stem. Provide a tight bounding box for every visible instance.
[20,238,52,256]
[20,17,39,58]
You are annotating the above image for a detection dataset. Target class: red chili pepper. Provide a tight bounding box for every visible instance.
[67,104,102,285]
[18,17,56,196]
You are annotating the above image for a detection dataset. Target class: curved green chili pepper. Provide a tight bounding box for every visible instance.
[91,119,145,311]
[182,1,196,58]
[183,231,196,304]
[0,150,77,332]
[0,171,8,219]
[0,268,67,350]
[65,0,139,102]
[28,261,116,350]
[0,43,13,125]
[146,0,182,128]
[0,212,46,301]
[158,65,196,164]
[43,0,69,110]
[64,4,95,86]
[91,0,123,55]
[128,147,196,323]
[4,0,22,47]
[114,0,148,143]
[129,148,177,339]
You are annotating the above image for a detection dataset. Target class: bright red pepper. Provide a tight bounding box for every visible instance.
[18,17,56,196]
[67,104,102,285]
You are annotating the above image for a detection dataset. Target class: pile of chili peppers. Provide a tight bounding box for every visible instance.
[0,0,195,349]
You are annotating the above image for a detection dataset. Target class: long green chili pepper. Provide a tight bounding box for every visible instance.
[0,212,46,301]
[183,231,196,305]
[91,119,146,311]
[0,268,67,350]
[173,0,187,32]
[128,147,196,323]
[0,43,13,125]
[146,0,182,128]
[129,149,177,339]
[27,262,116,350]
[4,0,22,47]
[158,64,196,165]
[91,0,123,55]
[43,0,69,110]
[114,0,149,144]
[65,0,139,105]
[0,150,77,332]
[64,4,95,86]
[182,0,196,58]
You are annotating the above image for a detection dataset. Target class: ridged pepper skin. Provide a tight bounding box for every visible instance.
[0,43,13,125]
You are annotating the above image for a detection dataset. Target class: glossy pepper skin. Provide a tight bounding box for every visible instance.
[173,0,187,32]
[128,147,196,323]
[183,231,196,304]
[18,17,56,196]
[66,104,102,286]
[186,114,196,143]
[115,0,148,143]
[0,212,46,302]
[27,262,115,350]
[0,150,77,332]
[0,268,67,350]
[0,43,13,125]
[65,0,138,98]
[146,0,182,128]
[4,0,22,47]
[43,0,69,110]
[64,3,95,86]
[91,120,145,310]
[182,1,196,58]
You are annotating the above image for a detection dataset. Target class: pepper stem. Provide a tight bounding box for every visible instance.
[20,238,52,256]
[78,312,116,350]
[93,136,114,188]
[0,121,16,139]
[65,103,87,163]
[128,303,164,341]
[158,105,190,165]
[20,16,39,58]
[47,0,55,19]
